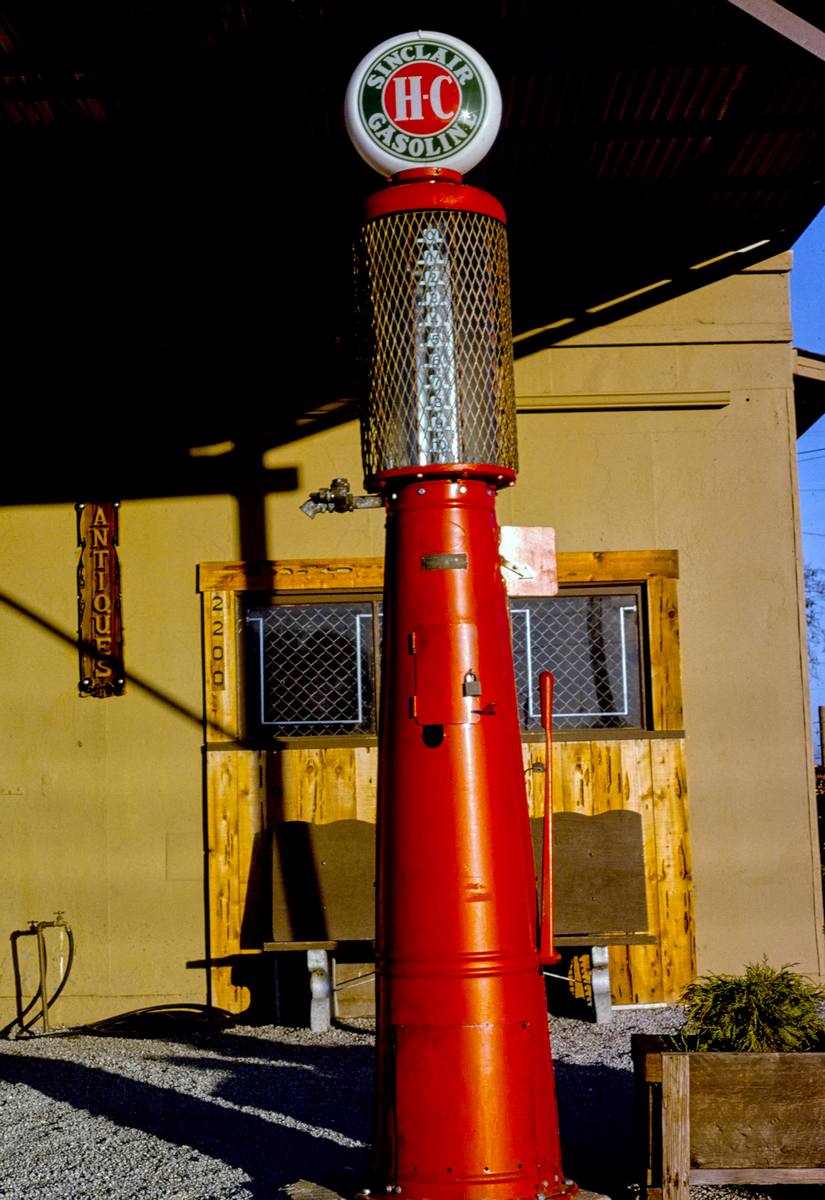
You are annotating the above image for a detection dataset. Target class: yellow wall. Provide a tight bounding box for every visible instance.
[505,255,824,981]
[0,499,238,1023]
[0,252,821,1028]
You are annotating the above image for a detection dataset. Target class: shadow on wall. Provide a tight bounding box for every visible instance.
[0,589,212,730]
[0,587,341,1027]
[0,584,253,1026]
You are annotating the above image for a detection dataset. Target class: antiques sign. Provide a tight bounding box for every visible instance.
[76,502,125,697]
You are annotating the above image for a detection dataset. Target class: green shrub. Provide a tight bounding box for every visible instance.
[680,958,825,1052]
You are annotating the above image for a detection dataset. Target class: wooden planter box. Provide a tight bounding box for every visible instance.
[632,1034,825,1200]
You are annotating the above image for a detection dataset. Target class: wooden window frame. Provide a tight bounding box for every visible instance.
[197,550,692,1013]
[514,582,648,741]
[241,592,383,748]
[198,549,682,747]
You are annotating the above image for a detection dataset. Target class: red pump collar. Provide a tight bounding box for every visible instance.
[364,168,507,223]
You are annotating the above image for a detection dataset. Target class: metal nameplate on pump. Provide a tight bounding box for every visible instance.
[421,553,468,571]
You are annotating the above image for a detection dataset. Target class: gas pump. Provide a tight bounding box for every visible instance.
[303,30,576,1200]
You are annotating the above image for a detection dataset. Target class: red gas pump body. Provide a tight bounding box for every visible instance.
[373,477,569,1200]
[354,167,574,1200]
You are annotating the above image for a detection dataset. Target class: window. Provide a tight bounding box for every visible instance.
[510,589,644,733]
[244,599,382,739]
[243,585,645,743]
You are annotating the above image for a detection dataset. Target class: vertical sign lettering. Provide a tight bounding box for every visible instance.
[210,593,226,690]
[77,502,125,697]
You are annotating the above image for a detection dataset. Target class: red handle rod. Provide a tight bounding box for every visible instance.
[538,671,561,966]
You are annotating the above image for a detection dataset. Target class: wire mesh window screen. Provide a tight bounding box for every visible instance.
[510,593,643,731]
[244,590,643,741]
[246,603,379,738]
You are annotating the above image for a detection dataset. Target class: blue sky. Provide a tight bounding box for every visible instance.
[792,207,825,754]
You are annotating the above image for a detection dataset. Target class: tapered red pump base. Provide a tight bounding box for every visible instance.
[372,478,575,1200]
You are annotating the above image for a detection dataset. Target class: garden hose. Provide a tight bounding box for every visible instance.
[1,918,235,1039]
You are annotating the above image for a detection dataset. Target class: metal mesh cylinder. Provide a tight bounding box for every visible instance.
[357,205,518,485]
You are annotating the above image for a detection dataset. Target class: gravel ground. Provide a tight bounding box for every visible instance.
[0,1006,820,1200]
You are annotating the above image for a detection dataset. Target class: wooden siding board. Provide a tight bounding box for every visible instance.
[591,740,624,813]
[198,551,680,593]
[202,589,238,743]
[557,551,679,583]
[199,559,385,592]
[619,739,664,1004]
[593,738,634,1000]
[287,749,320,821]
[523,740,556,818]
[318,748,357,823]
[648,576,684,730]
[269,748,361,823]
[522,742,537,816]
[205,749,268,1012]
[558,742,594,813]
[236,750,268,950]
[206,750,244,1011]
[524,740,571,818]
[651,739,696,1002]
[355,746,378,822]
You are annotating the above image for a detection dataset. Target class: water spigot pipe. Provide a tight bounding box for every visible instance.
[299,478,384,518]
[2,914,74,1038]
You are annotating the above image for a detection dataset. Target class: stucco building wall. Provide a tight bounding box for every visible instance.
[0,500,239,1023]
[502,255,823,979]
[0,252,821,1027]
